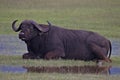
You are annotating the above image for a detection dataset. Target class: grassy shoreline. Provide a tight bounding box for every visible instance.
[0,55,120,67]
[0,72,120,80]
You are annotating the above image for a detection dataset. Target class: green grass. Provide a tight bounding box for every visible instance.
[0,55,96,66]
[1,73,120,80]
[0,0,120,38]
[0,73,119,80]
[0,55,120,66]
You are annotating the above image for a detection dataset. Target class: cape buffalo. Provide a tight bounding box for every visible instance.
[12,20,112,62]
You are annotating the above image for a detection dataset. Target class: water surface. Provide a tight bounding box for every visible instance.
[0,35,26,55]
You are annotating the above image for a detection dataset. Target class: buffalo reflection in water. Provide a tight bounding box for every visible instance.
[23,65,111,75]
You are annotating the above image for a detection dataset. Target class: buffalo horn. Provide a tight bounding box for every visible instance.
[12,20,20,32]
[47,21,52,26]
[31,20,49,32]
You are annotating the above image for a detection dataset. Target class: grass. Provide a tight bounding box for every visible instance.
[1,73,120,80]
[0,55,120,66]
[0,55,96,66]
[0,0,120,38]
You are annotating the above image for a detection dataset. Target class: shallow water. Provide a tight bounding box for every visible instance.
[0,35,26,55]
[0,35,119,56]
[0,65,27,73]
[111,39,120,56]
[0,65,120,75]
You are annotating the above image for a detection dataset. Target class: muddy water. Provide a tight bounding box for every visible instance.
[0,35,120,56]
[0,65,120,75]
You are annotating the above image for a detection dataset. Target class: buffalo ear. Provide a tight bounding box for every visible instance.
[31,21,50,32]
[37,25,50,32]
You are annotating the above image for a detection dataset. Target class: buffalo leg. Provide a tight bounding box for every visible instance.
[88,43,111,62]
[45,50,65,60]
[22,53,36,59]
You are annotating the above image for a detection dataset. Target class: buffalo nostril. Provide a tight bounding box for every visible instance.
[21,32,24,35]
[19,32,25,38]
[20,32,25,35]
[19,32,26,40]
